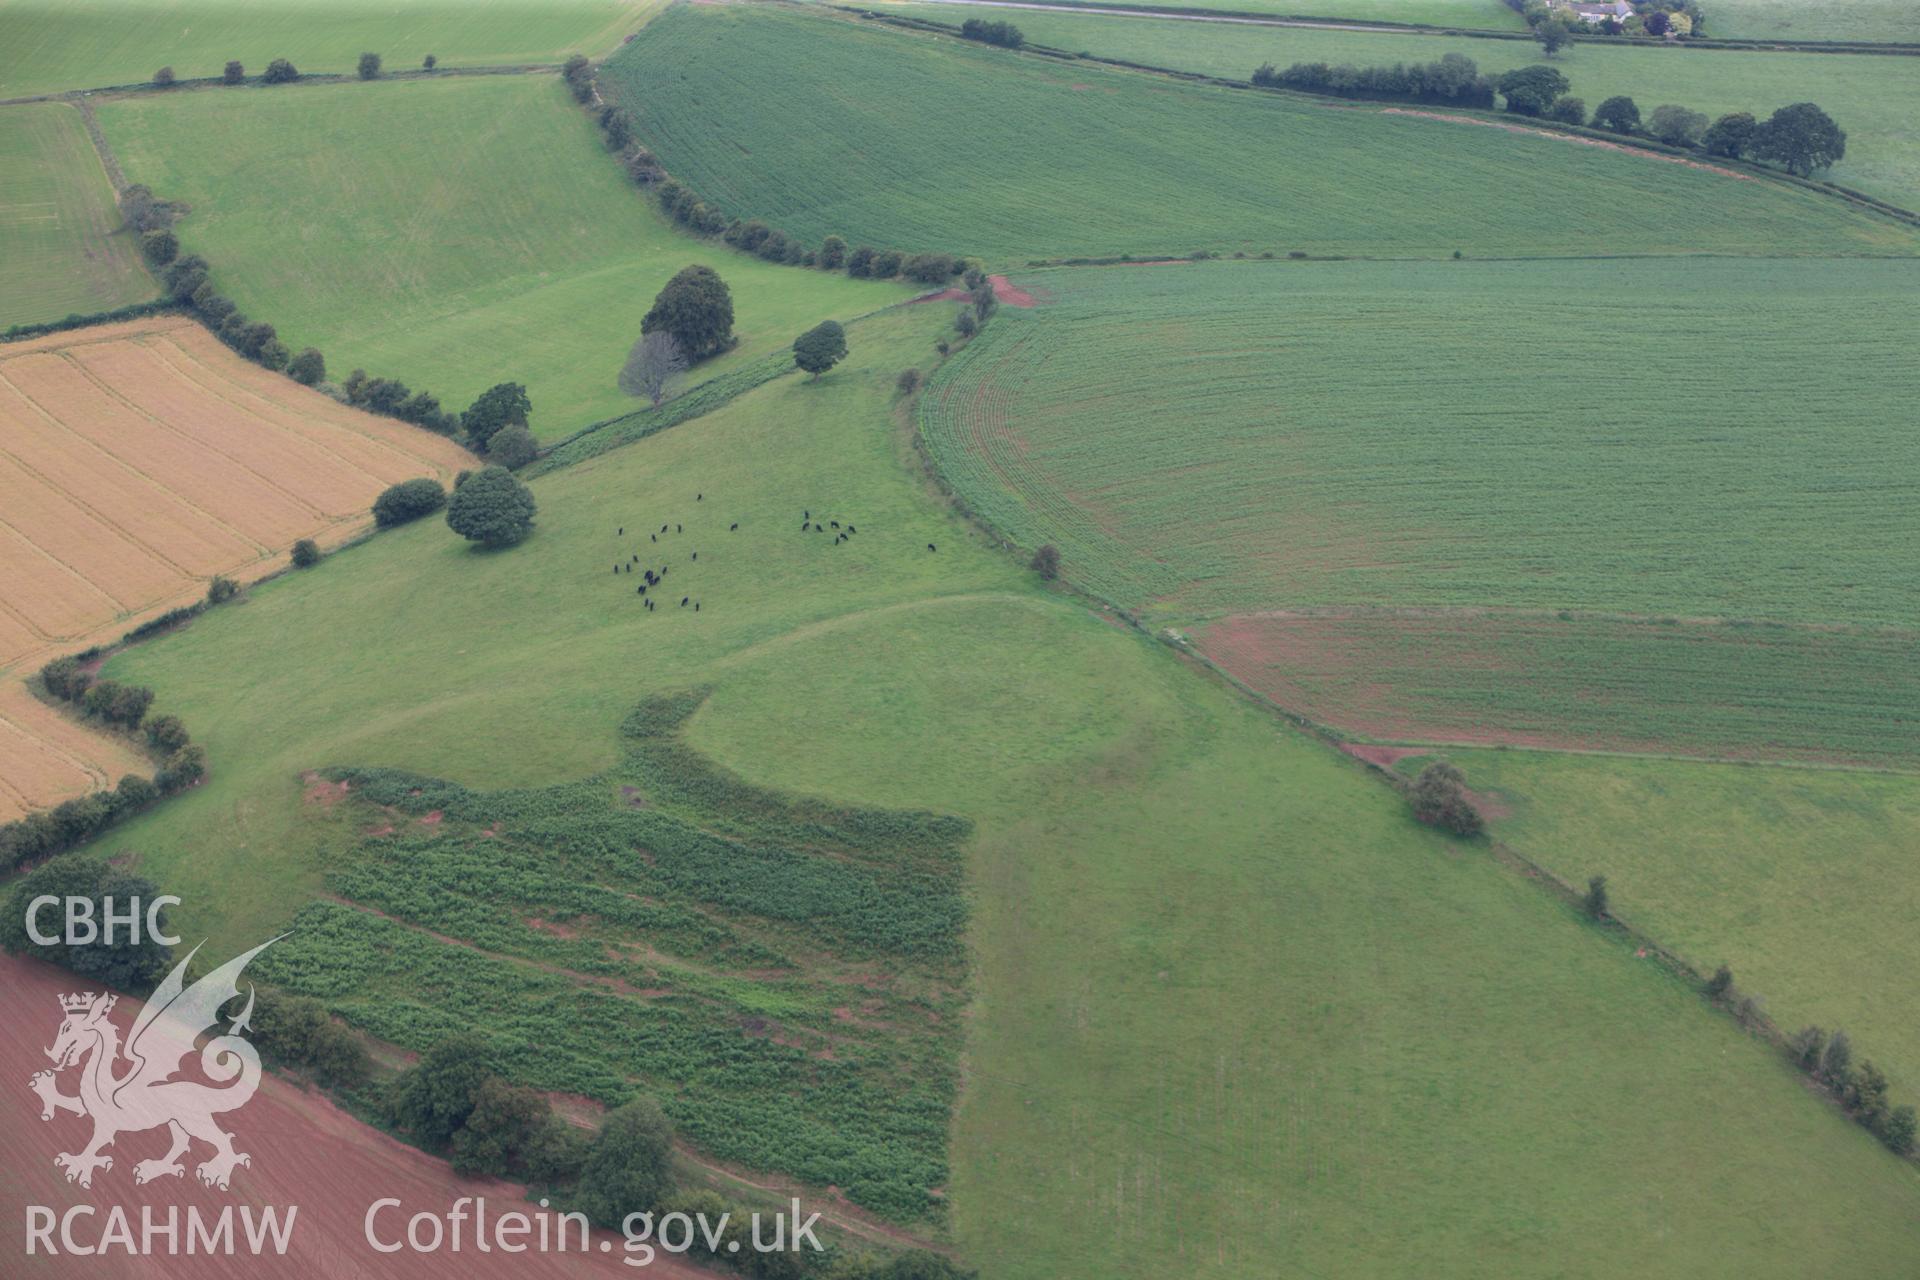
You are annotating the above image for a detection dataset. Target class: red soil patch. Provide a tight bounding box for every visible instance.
[418,809,443,827]
[0,952,720,1278]
[988,275,1037,308]
[1381,108,1756,182]
[366,823,396,838]
[299,772,349,808]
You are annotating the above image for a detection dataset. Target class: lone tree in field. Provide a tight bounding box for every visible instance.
[1496,66,1569,118]
[1535,15,1573,56]
[262,58,300,84]
[643,265,734,362]
[1752,102,1846,176]
[618,331,688,408]
[1031,544,1061,580]
[1702,111,1758,159]
[1592,95,1642,135]
[423,54,438,70]
[153,66,176,87]
[358,52,382,80]
[1409,760,1483,837]
[223,60,245,84]
[290,538,321,568]
[461,382,532,452]
[446,466,536,548]
[1582,874,1610,921]
[792,320,848,381]
[576,1097,676,1227]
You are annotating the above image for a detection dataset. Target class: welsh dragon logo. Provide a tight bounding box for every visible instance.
[29,939,277,1191]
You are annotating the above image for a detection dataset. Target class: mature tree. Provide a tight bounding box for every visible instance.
[153,66,176,87]
[372,477,447,527]
[424,54,438,70]
[1582,874,1610,920]
[1701,111,1758,158]
[1752,102,1846,176]
[291,538,321,568]
[1592,95,1642,134]
[1547,96,1586,126]
[262,58,300,84]
[819,235,849,270]
[619,331,688,408]
[451,1077,551,1177]
[0,857,174,992]
[1535,15,1573,56]
[1789,1025,1827,1071]
[1820,1029,1853,1084]
[576,1097,676,1227]
[145,713,190,752]
[903,252,961,284]
[157,743,208,793]
[1705,964,1734,1000]
[485,425,538,469]
[1410,761,1483,837]
[461,382,532,451]
[446,466,536,547]
[1882,1105,1917,1156]
[389,1036,491,1147]
[845,245,877,278]
[286,346,326,385]
[792,320,848,381]
[1649,103,1709,148]
[870,249,905,278]
[1667,11,1693,35]
[878,1251,978,1280]
[1644,9,1671,34]
[207,575,240,604]
[1495,65,1569,118]
[641,265,735,362]
[139,228,179,266]
[223,60,245,84]
[1030,544,1061,580]
[357,52,382,80]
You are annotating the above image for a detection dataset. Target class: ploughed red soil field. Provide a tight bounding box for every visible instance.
[0,951,719,1278]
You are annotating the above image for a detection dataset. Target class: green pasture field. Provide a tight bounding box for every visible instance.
[1441,749,1920,1098]
[601,4,1915,264]
[85,299,1920,1272]
[94,73,908,440]
[921,257,1920,626]
[0,0,663,98]
[1191,609,1920,765]
[919,256,1920,760]
[0,102,152,326]
[1041,0,1529,26]
[889,5,1920,209]
[1706,0,1920,43]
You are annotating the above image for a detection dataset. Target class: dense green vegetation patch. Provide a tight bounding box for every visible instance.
[601,4,1911,263]
[0,0,663,98]
[896,5,1920,209]
[0,103,153,327]
[95,73,907,438]
[261,687,967,1218]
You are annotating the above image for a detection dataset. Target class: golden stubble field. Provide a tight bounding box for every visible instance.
[0,317,472,819]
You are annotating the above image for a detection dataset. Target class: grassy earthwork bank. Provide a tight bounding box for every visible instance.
[94,71,910,440]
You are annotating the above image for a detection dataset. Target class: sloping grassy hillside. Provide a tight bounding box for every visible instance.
[95,73,907,438]
[893,5,1920,209]
[599,4,1915,263]
[0,0,662,97]
[1443,749,1920,1101]
[1164,0,1524,25]
[0,103,152,326]
[1706,0,1920,42]
[88,299,1920,1274]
